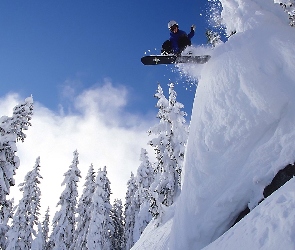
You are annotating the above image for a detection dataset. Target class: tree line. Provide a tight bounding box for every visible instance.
[0,83,188,250]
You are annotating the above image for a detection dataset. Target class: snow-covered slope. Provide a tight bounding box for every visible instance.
[133,0,295,249]
[203,178,295,250]
[132,204,175,250]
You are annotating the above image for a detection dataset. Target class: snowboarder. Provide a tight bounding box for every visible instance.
[161,20,196,56]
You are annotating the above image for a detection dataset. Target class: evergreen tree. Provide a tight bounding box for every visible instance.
[133,149,154,242]
[279,0,295,26]
[148,83,188,210]
[42,207,50,250]
[48,150,81,250]
[7,156,42,250]
[101,166,113,250]
[72,164,96,250]
[110,199,124,250]
[136,149,154,191]
[124,172,139,250]
[166,83,188,190]
[148,84,168,218]
[0,198,13,249]
[87,168,109,250]
[206,29,222,47]
[148,84,168,175]
[0,96,33,208]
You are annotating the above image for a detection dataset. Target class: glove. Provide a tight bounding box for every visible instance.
[191,24,196,32]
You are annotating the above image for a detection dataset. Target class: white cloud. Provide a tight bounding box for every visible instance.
[2,82,156,217]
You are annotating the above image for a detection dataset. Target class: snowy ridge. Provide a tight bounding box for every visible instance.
[133,0,295,249]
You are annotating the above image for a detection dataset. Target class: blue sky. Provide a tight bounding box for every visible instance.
[1,0,218,208]
[0,0,212,118]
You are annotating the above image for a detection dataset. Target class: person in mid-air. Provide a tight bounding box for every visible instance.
[161,20,196,56]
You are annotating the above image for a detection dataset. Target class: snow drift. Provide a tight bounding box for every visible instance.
[133,0,295,249]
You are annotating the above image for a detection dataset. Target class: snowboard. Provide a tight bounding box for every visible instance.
[141,54,211,65]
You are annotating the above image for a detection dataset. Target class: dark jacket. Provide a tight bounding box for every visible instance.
[170,29,194,53]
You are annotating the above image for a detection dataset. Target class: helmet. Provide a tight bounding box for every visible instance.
[168,20,178,30]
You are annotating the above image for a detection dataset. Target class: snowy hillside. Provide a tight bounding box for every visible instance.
[203,178,295,250]
[133,0,295,249]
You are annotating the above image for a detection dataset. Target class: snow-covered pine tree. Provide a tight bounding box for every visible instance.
[148,83,188,209]
[0,198,13,249]
[206,29,222,47]
[133,149,154,242]
[110,199,124,250]
[166,83,188,190]
[48,150,81,250]
[124,172,139,250]
[42,207,50,250]
[278,0,295,26]
[87,168,109,250]
[0,97,33,249]
[0,96,33,208]
[6,156,42,250]
[136,149,154,193]
[148,84,168,176]
[101,166,112,249]
[148,84,168,218]
[71,164,96,250]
